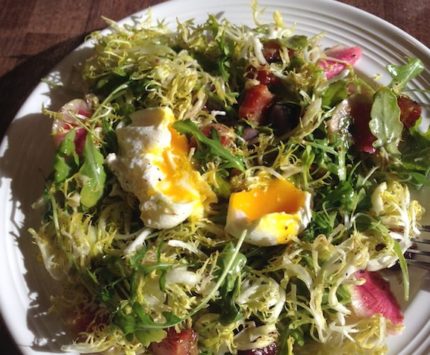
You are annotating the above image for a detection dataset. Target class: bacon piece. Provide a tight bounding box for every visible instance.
[245,66,280,87]
[151,328,198,355]
[239,84,274,124]
[397,95,422,128]
[262,40,282,63]
[245,65,258,79]
[238,343,278,355]
[256,68,281,87]
[352,271,403,326]
[201,123,233,146]
[349,95,376,154]
[319,47,362,79]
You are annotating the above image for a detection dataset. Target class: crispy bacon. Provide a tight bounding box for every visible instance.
[262,40,282,63]
[246,66,280,87]
[151,328,198,355]
[397,95,422,128]
[256,68,280,86]
[239,84,274,124]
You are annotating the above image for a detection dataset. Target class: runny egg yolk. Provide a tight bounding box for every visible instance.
[150,127,210,210]
[229,179,306,221]
[226,178,309,246]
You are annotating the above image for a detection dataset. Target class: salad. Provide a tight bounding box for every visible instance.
[30,5,430,355]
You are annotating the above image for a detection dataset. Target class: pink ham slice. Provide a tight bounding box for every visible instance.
[352,271,403,326]
[319,46,362,79]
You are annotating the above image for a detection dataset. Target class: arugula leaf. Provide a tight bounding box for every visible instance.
[173,119,245,171]
[393,119,430,188]
[79,134,107,208]
[216,243,247,324]
[217,243,247,292]
[217,35,232,82]
[387,58,424,94]
[102,117,118,153]
[53,130,79,183]
[369,87,402,155]
[322,80,348,108]
[114,303,182,334]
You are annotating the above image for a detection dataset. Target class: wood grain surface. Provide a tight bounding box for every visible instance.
[0,0,429,354]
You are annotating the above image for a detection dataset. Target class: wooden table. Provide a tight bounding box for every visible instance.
[0,0,429,353]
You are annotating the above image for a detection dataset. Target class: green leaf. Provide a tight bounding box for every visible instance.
[369,87,402,155]
[129,247,148,270]
[214,172,231,199]
[173,119,245,171]
[113,311,136,335]
[217,35,232,82]
[102,117,118,152]
[79,134,107,208]
[162,311,182,325]
[139,263,173,274]
[135,328,166,347]
[393,240,409,301]
[387,58,424,94]
[219,275,243,324]
[391,119,430,188]
[336,285,351,304]
[216,243,247,324]
[285,35,308,50]
[217,243,247,293]
[53,130,79,183]
[187,230,247,319]
[322,80,348,108]
[132,303,182,330]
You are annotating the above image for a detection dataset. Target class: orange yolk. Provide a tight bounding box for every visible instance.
[152,127,204,204]
[229,179,306,221]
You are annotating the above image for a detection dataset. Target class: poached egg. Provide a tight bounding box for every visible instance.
[107,107,216,229]
[225,178,311,246]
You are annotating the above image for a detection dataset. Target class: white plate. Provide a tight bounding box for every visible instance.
[1,0,430,354]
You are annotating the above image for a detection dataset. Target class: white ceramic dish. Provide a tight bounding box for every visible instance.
[1,0,430,354]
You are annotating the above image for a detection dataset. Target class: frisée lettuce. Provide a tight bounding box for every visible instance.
[30,4,428,355]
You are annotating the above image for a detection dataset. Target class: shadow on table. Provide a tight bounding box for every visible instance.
[0,34,94,353]
[0,32,92,143]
